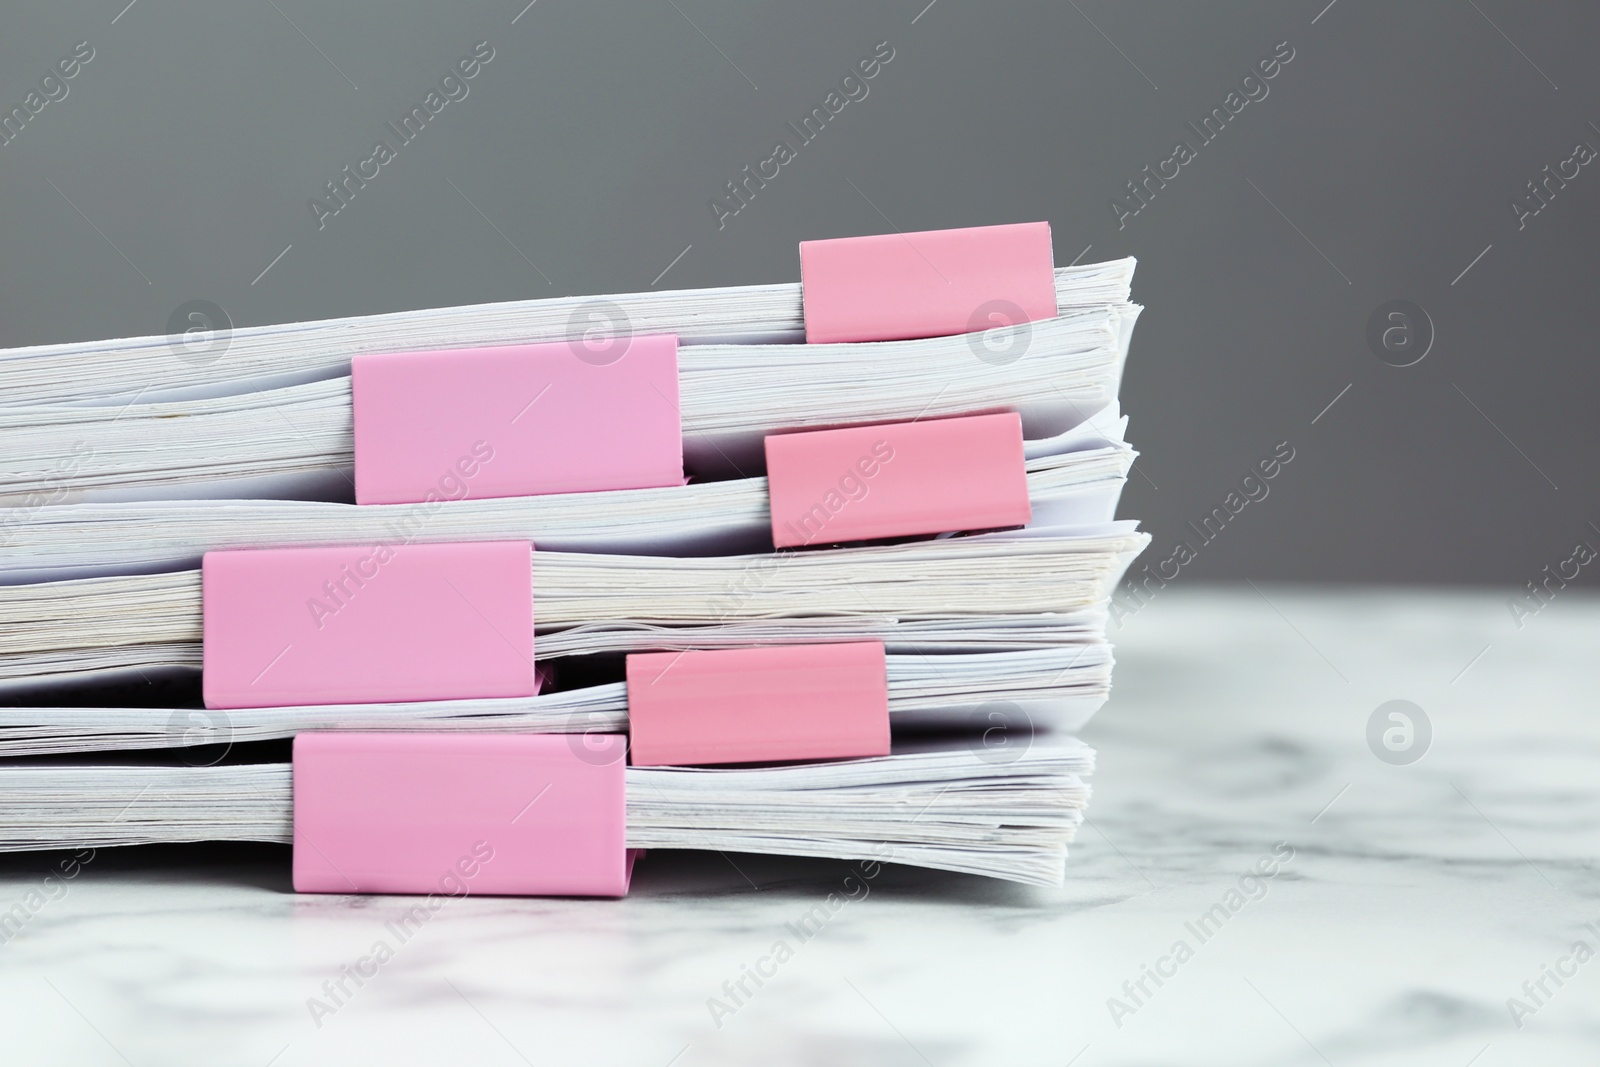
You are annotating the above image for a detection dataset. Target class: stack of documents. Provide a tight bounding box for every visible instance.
[0,223,1146,890]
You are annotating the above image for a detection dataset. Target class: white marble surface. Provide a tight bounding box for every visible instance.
[2,586,1598,1066]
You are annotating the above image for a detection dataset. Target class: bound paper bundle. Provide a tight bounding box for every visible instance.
[0,309,1138,502]
[0,221,1147,893]
[0,737,1093,887]
[0,406,1132,580]
[0,527,1145,694]
[0,255,1134,406]
[0,647,1113,757]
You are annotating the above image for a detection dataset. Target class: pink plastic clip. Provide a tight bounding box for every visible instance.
[202,541,535,709]
[765,413,1031,548]
[352,335,683,505]
[799,222,1058,344]
[293,733,634,897]
[627,642,889,766]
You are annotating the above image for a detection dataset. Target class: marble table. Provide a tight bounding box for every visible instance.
[2,587,1596,1066]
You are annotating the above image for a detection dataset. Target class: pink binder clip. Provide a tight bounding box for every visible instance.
[799,221,1058,344]
[293,733,635,897]
[352,335,683,506]
[627,642,889,766]
[202,541,535,710]
[765,412,1031,548]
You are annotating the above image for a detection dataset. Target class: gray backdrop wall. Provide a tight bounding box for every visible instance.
[2,1,1595,586]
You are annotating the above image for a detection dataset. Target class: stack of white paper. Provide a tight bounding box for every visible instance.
[0,253,1147,888]
[0,407,1133,581]
[0,741,1092,886]
[0,261,1133,406]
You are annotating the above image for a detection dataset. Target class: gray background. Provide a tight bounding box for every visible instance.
[1,0,1595,586]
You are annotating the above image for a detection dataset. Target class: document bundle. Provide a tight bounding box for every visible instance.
[0,222,1146,892]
